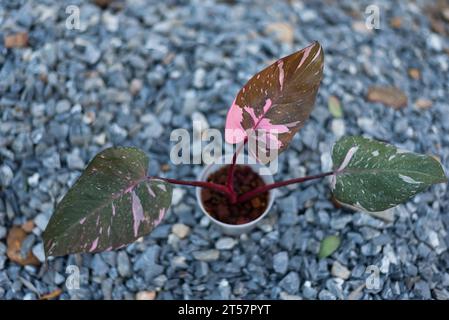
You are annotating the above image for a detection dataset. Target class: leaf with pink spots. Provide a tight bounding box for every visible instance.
[225,41,324,158]
[43,147,172,257]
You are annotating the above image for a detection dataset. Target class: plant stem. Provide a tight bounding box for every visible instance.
[236,171,335,203]
[148,176,231,196]
[150,170,335,206]
[226,137,248,203]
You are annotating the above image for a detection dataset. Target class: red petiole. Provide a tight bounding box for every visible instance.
[149,138,335,203]
[151,170,334,203]
[236,171,334,203]
[148,176,230,196]
[225,137,248,203]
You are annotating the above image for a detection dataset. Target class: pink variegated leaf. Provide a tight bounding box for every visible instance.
[43,147,172,257]
[225,41,324,157]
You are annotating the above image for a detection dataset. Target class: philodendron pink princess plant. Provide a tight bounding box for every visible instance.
[43,42,447,257]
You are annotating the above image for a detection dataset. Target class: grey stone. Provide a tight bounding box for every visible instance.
[0,256,6,270]
[134,245,160,271]
[331,261,351,280]
[428,34,443,52]
[141,113,164,138]
[31,104,46,117]
[302,281,318,299]
[23,293,37,300]
[318,289,337,300]
[414,280,431,299]
[153,274,168,288]
[434,288,449,300]
[172,188,186,206]
[280,227,297,251]
[353,213,387,229]
[34,213,50,231]
[279,291,302,300]
[218,279,231,299]
[0,0,447,301]
[360,227,381,240]
[317,210,330,226]
[56,100,71,114]
[27,173,39,188]
[149,225,171,239]
[279,272,300,294]
[326,278,344,299]
[144,265,164,282]
[0,165,13,187]
[109,123,127,142]
[301,124,319,149]
[193,68,206,88]
[194,261,209,278]
[20,234,36,258]
[117,251,131,277]
[361,243,382,256]
[172,223,190,239]
[66,150,85,170]
[172,256,188,269]
[102,11,119,32]
[300,9,317,22]
[215,237,237,250]
[43,153,61,170]
[296,186,318,207]
[372,234,392,246]
[331,119,346,138]
[32,243,45,263]
[330,215,352,230]
[273,251,289,274]
[83,45,101,65]
[101,278,113,300]
[183,90,198,114]
[0,226,6,239]
[91,255,109,277]
[54,272,65,285]
[192,250,219,262]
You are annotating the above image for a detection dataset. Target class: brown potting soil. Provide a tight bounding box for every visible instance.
[200,165,269,225]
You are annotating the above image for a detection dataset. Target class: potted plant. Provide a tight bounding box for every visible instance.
[43,42,447,257]
[196,155,276,236]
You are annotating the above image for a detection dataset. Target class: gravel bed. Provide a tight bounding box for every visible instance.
[0,0,448,300]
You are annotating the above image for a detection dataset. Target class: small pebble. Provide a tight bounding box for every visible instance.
[136,291,156,300]
[331,261,351,280]
[215,237,237,250]
[192,250,219,262]
[171,223,190,239]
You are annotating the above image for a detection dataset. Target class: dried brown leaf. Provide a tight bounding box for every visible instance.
[7,226,40,266]
[408,68,421,80]
[4,32,28,48]
[40,288,62,300]
[367,86,408,109]
[415,98,433,110]
[265,22,294,44]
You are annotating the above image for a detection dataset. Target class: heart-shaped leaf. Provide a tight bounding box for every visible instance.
[331,136,447,212]
[43,147,172,257]
[225,41,324,157]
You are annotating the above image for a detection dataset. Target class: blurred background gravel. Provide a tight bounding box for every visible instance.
[0,0,449,300]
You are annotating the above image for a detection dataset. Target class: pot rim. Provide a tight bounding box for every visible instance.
[195,155,276,230]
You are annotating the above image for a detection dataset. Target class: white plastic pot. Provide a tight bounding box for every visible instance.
[196,156,276,236]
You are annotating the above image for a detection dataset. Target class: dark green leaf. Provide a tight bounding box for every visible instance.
[331,136,447,212]
[43,147,172,257]
[319,235,341,259]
